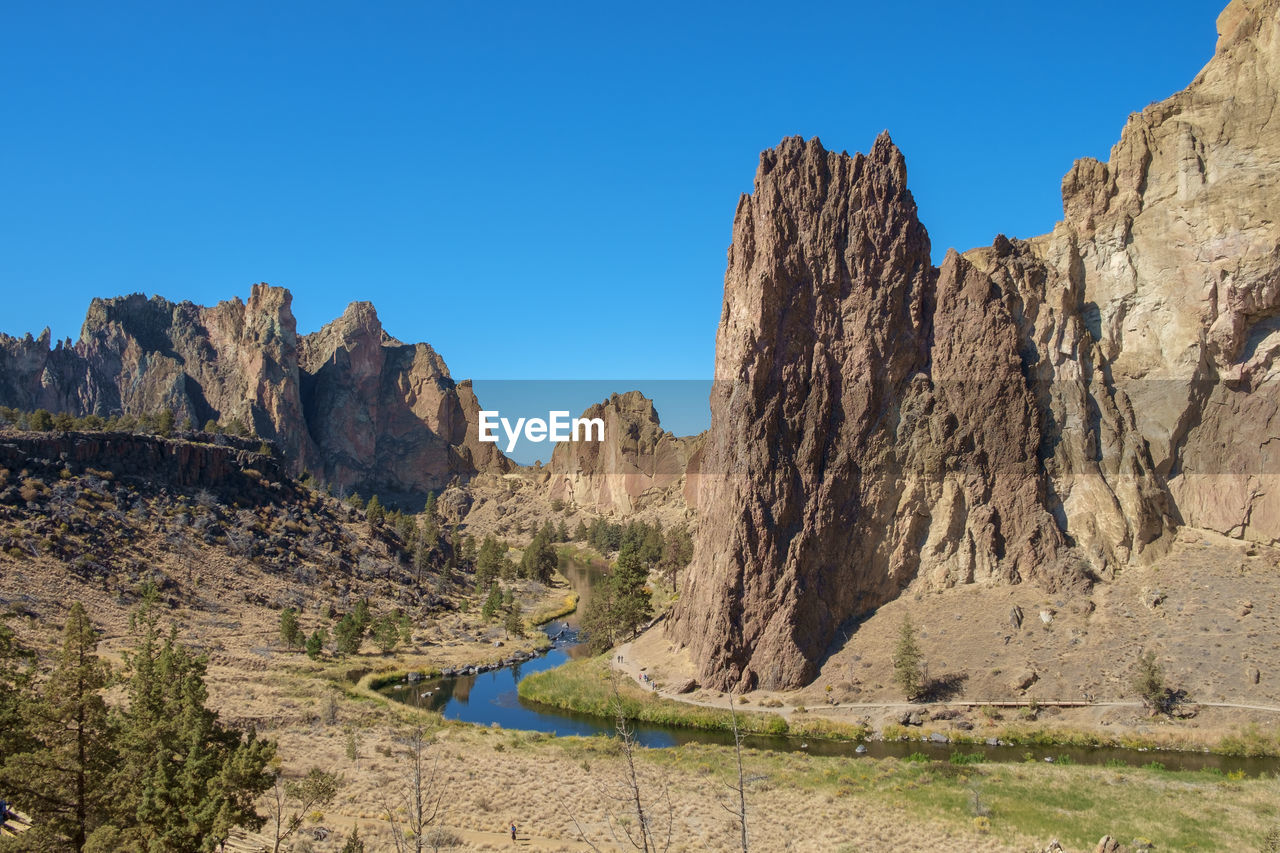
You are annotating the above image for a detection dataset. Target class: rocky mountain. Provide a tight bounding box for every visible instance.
[671,0,1280,691]
[0,285,510,502]
[546,391,704,515]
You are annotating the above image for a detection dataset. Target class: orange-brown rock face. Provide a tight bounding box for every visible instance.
[298,303,512,498]
[670,135,943,691]
[0,286,509,501]
[546,391,703,515]
[673,0,1280,691]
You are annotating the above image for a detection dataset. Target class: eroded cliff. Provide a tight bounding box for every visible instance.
[671,0,1280,690]
[0,285,510,501]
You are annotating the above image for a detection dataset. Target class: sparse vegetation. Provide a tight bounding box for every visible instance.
[892,615,924,701]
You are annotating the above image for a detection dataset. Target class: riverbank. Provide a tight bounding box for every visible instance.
[519,655,868,740]
[610,599,1280,760]
[517,646,1280,764]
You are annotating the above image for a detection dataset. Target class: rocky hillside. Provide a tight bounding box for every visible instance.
[672,0,1280,691]
[546,391,704,515]
[0,286,511,505]
[0,429,457,623]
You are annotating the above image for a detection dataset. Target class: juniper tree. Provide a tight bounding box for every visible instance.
[280,607,304,649]
[1132,650,1169,715]
[892,615,925,701]
[341,824,366,853]
[306,627,327,661]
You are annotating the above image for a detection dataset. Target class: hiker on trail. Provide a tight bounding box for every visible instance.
[0,797,8,824]
[510,820,517,841]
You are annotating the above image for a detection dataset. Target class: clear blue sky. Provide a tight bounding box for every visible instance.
[1,1,1224,457]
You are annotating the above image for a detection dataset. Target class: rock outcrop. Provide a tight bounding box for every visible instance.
[0,431,286,496]
[672,0,1280,690]
[0,285,510,501]
[546,391,703,515]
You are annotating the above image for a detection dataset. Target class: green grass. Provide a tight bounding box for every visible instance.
[529,589,579,626]
[555,543,606,566]
[518,655,867,741]
[1220,723,1280,757]
[624,741,1280,851]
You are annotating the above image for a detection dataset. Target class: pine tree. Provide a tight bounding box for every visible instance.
[481,584,503,621]
[504,606,526,639]
[0,603,115,851]
[366,495,385,527]
[113,599,275,850]
[519,533,558,584]
[610,547,652,638]
[373,615,400,654]
[0,621,36,759]
[638,523,664,567]
[658,525,694,586]
[475,536,504,588]
[334,614,364,657]
[573,520,589,541]
[413,538,433,585]
[351,599,372,633]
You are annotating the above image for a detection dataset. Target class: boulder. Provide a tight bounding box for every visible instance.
[672,678,699,695]
[1010,669,1039,692]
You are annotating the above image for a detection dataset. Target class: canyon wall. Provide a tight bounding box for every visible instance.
[671,0,1280,690]
[0,285,510,501]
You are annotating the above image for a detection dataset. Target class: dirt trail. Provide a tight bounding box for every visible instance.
[612,641,1280,720]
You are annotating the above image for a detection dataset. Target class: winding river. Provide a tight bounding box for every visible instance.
[380,562,1278,776]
